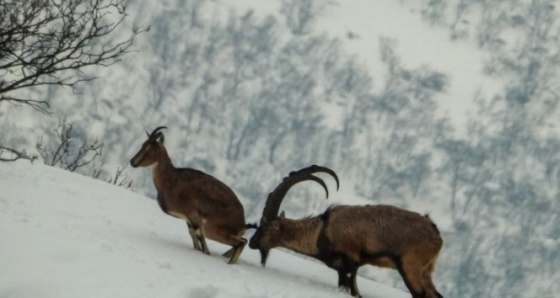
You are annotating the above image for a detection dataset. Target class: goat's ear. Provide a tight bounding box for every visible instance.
[279,210,286,218]
[158,134,165,144]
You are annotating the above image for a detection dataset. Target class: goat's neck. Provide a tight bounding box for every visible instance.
[279,217,323,257]
[152,147,176,193]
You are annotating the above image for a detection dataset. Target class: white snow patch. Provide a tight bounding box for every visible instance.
[0,161,408,298]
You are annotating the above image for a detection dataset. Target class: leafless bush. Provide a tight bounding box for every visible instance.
[105,162,133,189]
[36,118,102,173]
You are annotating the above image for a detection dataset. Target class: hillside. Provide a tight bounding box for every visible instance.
[0,161,407,298]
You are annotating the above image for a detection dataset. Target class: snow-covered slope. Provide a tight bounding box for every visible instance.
[0,161,407,298]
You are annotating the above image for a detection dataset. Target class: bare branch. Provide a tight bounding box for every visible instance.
[36,117,103,172]
[0,0,147,113]
[0,145,37,162]
[107,162,133,189]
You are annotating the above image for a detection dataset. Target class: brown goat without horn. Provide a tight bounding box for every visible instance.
[248,165,443,298]
[130,126,249,264]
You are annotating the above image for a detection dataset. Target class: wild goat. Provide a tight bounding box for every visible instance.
[249,165,443,298]
[130,126,248,264]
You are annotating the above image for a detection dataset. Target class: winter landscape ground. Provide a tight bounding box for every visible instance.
[0,161,408,298]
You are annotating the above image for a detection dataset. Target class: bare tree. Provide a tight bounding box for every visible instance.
[0,0,146,113]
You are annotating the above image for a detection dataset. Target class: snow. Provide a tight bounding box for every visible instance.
[0,161,408,298]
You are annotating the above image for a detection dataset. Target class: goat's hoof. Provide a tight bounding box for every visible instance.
[338,286,350,294]
[222,250,234,258]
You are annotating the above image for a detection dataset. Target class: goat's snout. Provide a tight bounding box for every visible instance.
[130,147,148,168]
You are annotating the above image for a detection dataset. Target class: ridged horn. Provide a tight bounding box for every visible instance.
[261,165,339,221]
[148,126,167,142]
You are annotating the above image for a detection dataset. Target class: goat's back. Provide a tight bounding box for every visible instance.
[324,205,442,256]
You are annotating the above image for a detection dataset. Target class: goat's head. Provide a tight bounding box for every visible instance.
[248,212,286,254]
[130,126,167,168]
[248,165,339,265]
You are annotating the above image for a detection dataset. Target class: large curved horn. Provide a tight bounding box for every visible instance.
[261,165,339,221]
[289,164,339,191]
[148,126,167,141]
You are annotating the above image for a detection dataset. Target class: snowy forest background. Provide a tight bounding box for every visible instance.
[1,0,559,297]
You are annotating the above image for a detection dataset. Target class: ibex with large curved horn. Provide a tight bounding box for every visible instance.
[249,165,443,298]
[130,126,248,264]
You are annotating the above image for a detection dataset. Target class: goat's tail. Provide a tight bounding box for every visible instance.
[424,214,440,235]
[246,223,258,230]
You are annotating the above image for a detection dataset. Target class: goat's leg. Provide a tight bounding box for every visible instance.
[336,270,351,294]
[396,255,426,298]
[222,237,249,262]
[335,256,361,297]
[336,269,361,297]
[186,221,202,251]
[348,269,361,298]
[226,237,247,265]
[193,226,210,255]
[422,260,443,298]
[222,247,234,258]
[422,274,443,298]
